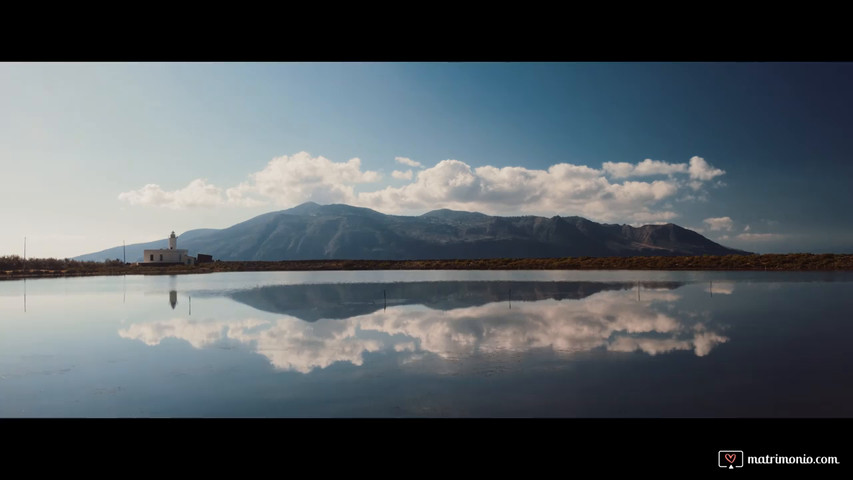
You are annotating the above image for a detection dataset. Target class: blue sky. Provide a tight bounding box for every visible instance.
[2,62,851,258]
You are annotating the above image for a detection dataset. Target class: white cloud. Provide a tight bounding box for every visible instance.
[238,152,381,207]
[703,216,734,231]
[224,184,265,207]
[395,156,423,168]
[603,158,688,178]
[679,192,710,202]
[736,233,787,241]
[118,152,727,225]
[391,169,413,180]
[688,156,725,181]
[356,160,685,223]
[601,162,634,179]
[119,152,382,209]
[117,179,226,209]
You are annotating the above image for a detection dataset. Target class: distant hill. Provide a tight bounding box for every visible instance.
[74,202,751,262]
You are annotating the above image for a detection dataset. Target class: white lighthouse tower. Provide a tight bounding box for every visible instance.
[142,230,196,265]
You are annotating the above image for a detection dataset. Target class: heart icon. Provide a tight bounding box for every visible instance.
[725,453,736,464]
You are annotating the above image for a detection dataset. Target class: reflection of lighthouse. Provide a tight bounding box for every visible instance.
[169,290,177,309]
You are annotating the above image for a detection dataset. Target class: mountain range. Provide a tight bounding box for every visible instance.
[74,202,750,262]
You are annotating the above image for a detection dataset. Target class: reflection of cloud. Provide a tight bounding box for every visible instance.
[120,288,728,373]
[228,320,383,373]
[394,342,416,352]
[119,318,267,349]
[608,337,693,355]
[708,281,735,295]
[120,316,382,374]
[606,329,727,357]
[692,331,729,356]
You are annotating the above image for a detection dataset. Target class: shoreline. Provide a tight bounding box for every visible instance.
[3,254,853,280]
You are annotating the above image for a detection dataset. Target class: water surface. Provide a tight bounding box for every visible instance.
[1,270,852,417]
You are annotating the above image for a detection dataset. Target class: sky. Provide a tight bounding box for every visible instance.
[2,62,852,258]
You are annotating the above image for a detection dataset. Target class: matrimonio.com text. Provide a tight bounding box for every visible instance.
[719,450,840,469]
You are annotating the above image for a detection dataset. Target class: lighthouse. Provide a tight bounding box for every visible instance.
[142,231,196,265]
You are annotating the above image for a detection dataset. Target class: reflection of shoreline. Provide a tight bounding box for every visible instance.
[120,285,727,374]
[228,280,686,321]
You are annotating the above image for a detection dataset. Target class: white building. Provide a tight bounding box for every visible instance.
[143,231,196,265]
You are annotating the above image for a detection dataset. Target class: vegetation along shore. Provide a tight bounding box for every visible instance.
[2,254,853,280]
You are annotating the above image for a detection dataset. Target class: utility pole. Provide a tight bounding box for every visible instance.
[123,240,126,264]
[24,236,26,261]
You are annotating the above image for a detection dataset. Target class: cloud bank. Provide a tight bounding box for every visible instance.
[118,179,228,209]
[703,216,734,231]
[391,169,413,180]
[118,152,726,224]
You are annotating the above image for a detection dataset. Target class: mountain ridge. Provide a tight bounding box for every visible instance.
[74,202,751,262]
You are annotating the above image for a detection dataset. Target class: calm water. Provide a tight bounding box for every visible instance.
[1,270,852,417]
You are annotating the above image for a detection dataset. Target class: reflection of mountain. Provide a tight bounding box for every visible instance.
[121,283,727,373]
[228,281,686,321]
